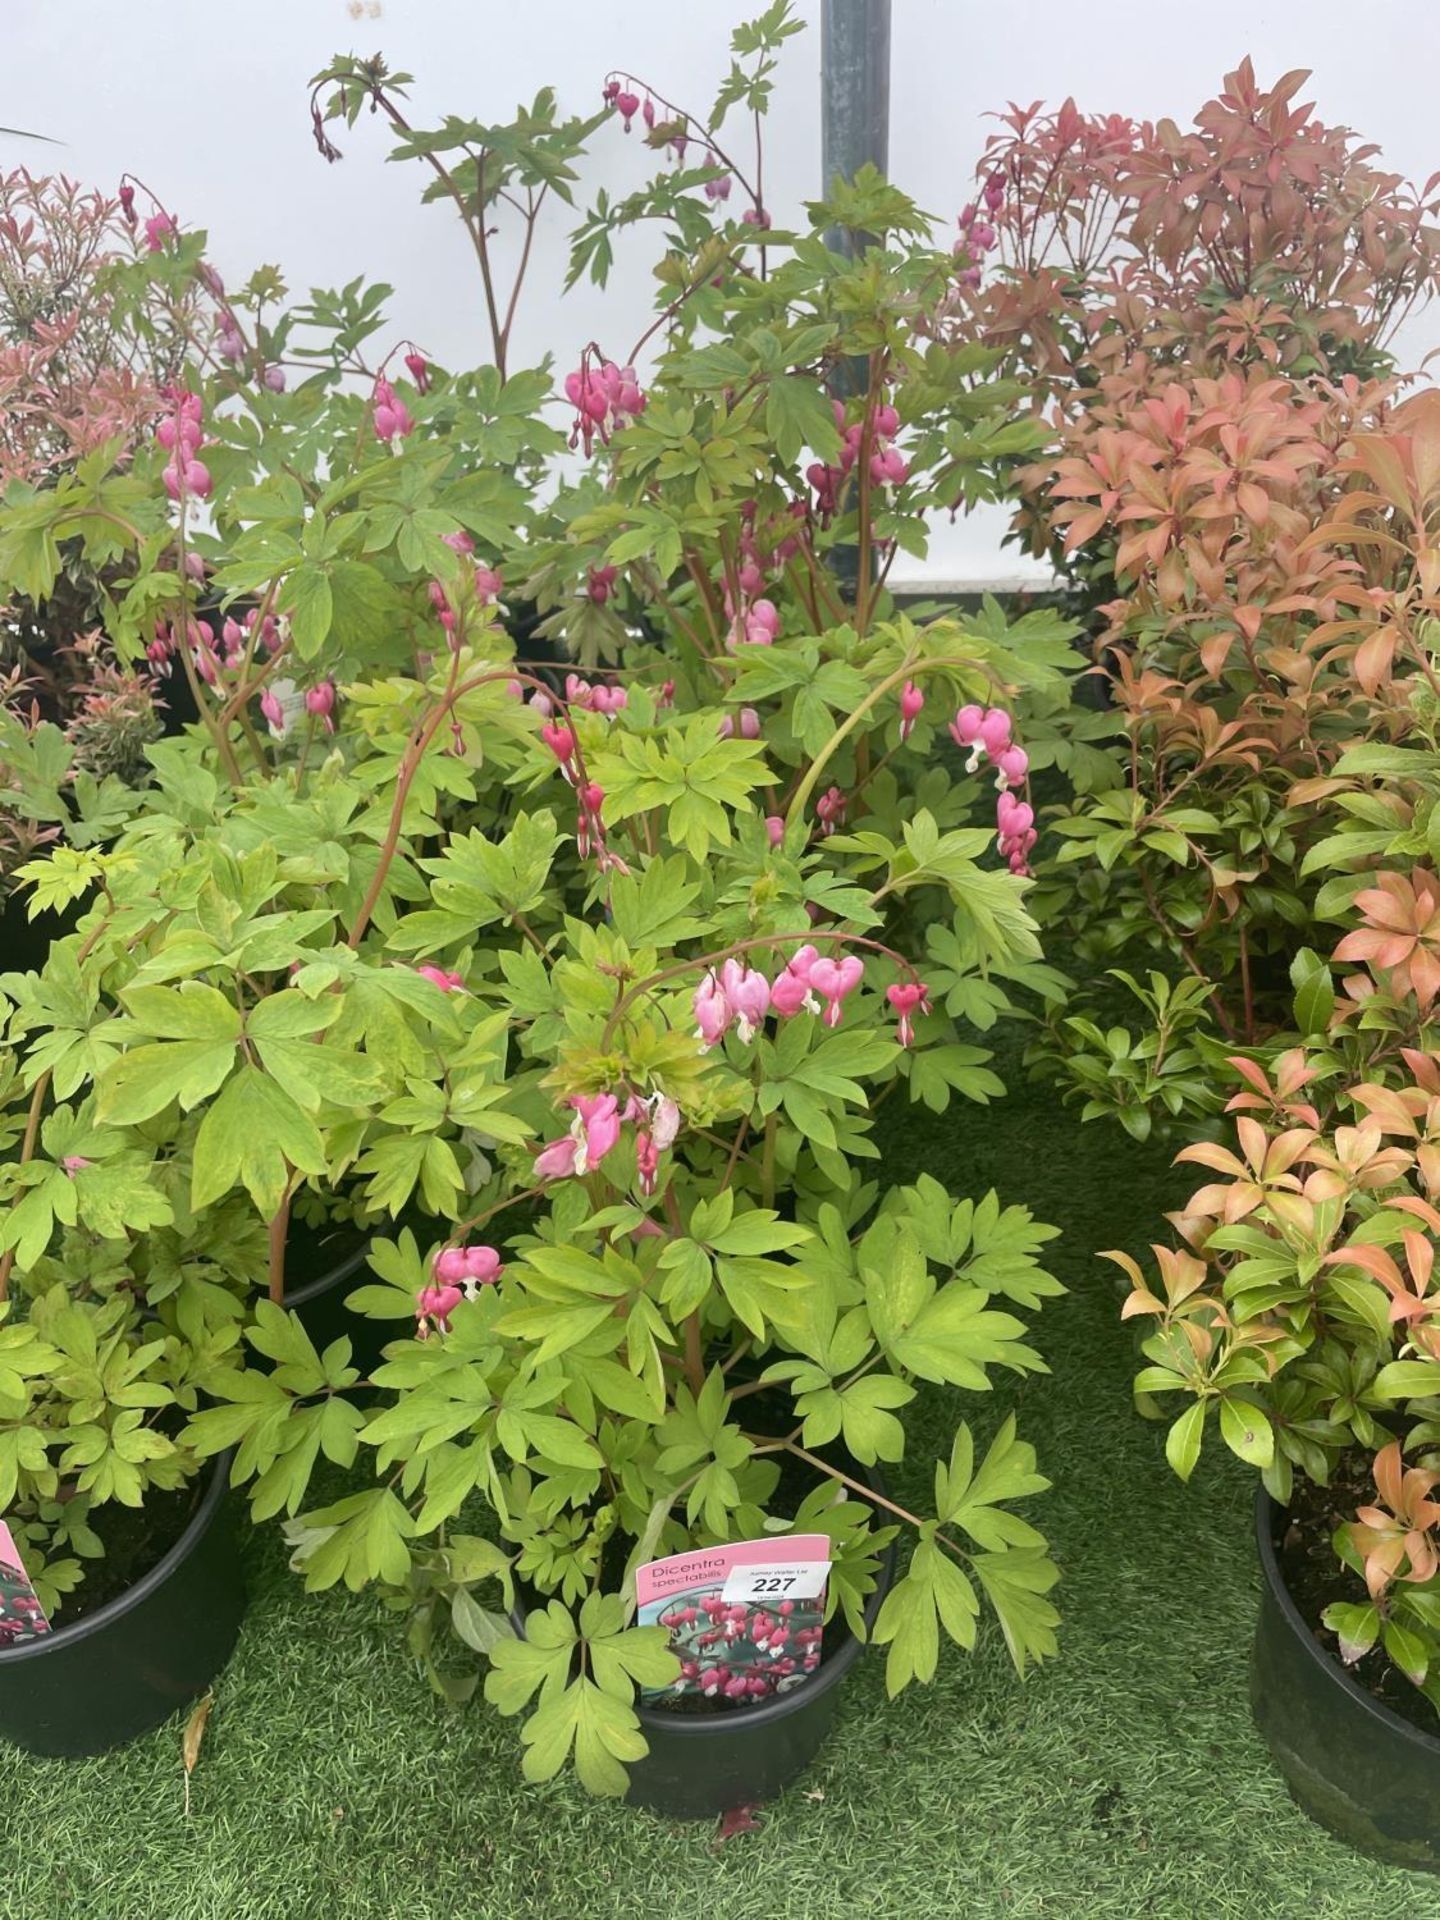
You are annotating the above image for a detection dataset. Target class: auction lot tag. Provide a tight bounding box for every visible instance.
[721,1553,830,1604]
[0,1521,49,1645]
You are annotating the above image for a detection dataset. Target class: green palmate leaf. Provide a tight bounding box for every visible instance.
[191,1065,326,1213]
[872,1537,979,1695]
[973,1546,1061,1674]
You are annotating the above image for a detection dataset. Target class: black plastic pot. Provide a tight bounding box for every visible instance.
[0,893,78,978]
[283,1230,393,1378]
[1251,1489,1440,1871]
[0,1451,244,1757]
[515,1464,897,1820]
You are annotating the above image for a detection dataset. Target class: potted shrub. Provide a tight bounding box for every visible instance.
[959,64,1440,1141]
[0,4,1077,1773]
[212,623,1071,1814]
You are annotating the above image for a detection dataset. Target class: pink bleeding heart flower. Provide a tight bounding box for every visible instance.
[262,365,286,392]
[404,350,430,393]
[587,564,618,604]
[694,971,732,1050]
[570,1093,622,1173]
[533,1135,582,1181]
[636,1130,659,1197]
[433,1247,471,1285]
[949,704,985,747]
[442,528,475,557]
[416,964,465,992]
[118,183,136,226]
[259,688,286,737]
[886,980,929,1048]
[719,958,770,1043]
[815,786,847,837]
[305,681,336,732]
[474,565,503,605]
[765,815,785,849]
[704,169,732,203]
[540,723,577,776]
[415,1282,464,1338]
[615,90,640,131]
[978,708,1013,757]
[899,681,924,741]
[649,1093,681,1150]
[144,212,175,251]
[769,943,820,1018]
[808,954,864,1029]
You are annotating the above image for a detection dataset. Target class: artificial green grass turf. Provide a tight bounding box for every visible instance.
[5,1045,1440,1920]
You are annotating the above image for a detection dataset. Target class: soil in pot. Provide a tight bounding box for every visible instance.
[37,1478,203,1628]
[1275,1451,1437,1735]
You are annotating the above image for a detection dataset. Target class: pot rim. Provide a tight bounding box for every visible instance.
[282,1232,373,1309]
[515,1460,899,1741]
[1255,1485,1440,1755]
[0,1448,234,1667]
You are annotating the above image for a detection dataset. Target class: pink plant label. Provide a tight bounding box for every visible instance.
[0,1522,50,1644]
[636,1533,831,1704]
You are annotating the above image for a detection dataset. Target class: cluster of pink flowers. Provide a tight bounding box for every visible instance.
[157,390,211,503]
[258,676,335,738]
[948,703,1035,874]
[727,596,780,650]
[586,564,618,604]
[428,531,503,641]
[953,170,1005,288]
[562,672,627,717]
[694,947,869,1048]
[371,373,414,446]
[533,1089,681,1195]
[807,398,907,524]
[564,358,646,456]
[719,497,804,646]
[415,1242,503,1338]
[718,706,760,740]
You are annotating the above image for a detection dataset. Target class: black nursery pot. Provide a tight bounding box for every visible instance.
[515,1464,896,1820]
[1251,1489,1440,1871]
[283,1231,391,1377]
[0,1451,244,1758]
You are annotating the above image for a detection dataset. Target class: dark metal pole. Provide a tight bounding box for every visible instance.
[820,0,891,256]
[821,1,892,592]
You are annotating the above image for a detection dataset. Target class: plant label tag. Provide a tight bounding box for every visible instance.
[721,1556,830,1604]
[635,1533,832,1702]
[0,1521,49,1645]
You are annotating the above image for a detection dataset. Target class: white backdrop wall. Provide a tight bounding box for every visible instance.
[7,0,1440,584]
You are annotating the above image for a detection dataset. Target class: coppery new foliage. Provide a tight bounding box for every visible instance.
[978,66,1440,1114]
[977,60,1440,407]
[1113,1038,1440,1708]
[0,171,195,487]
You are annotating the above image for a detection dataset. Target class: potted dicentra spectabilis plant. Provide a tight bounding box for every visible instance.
[129,8,1080,1816]
[233,625,1070,1816]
